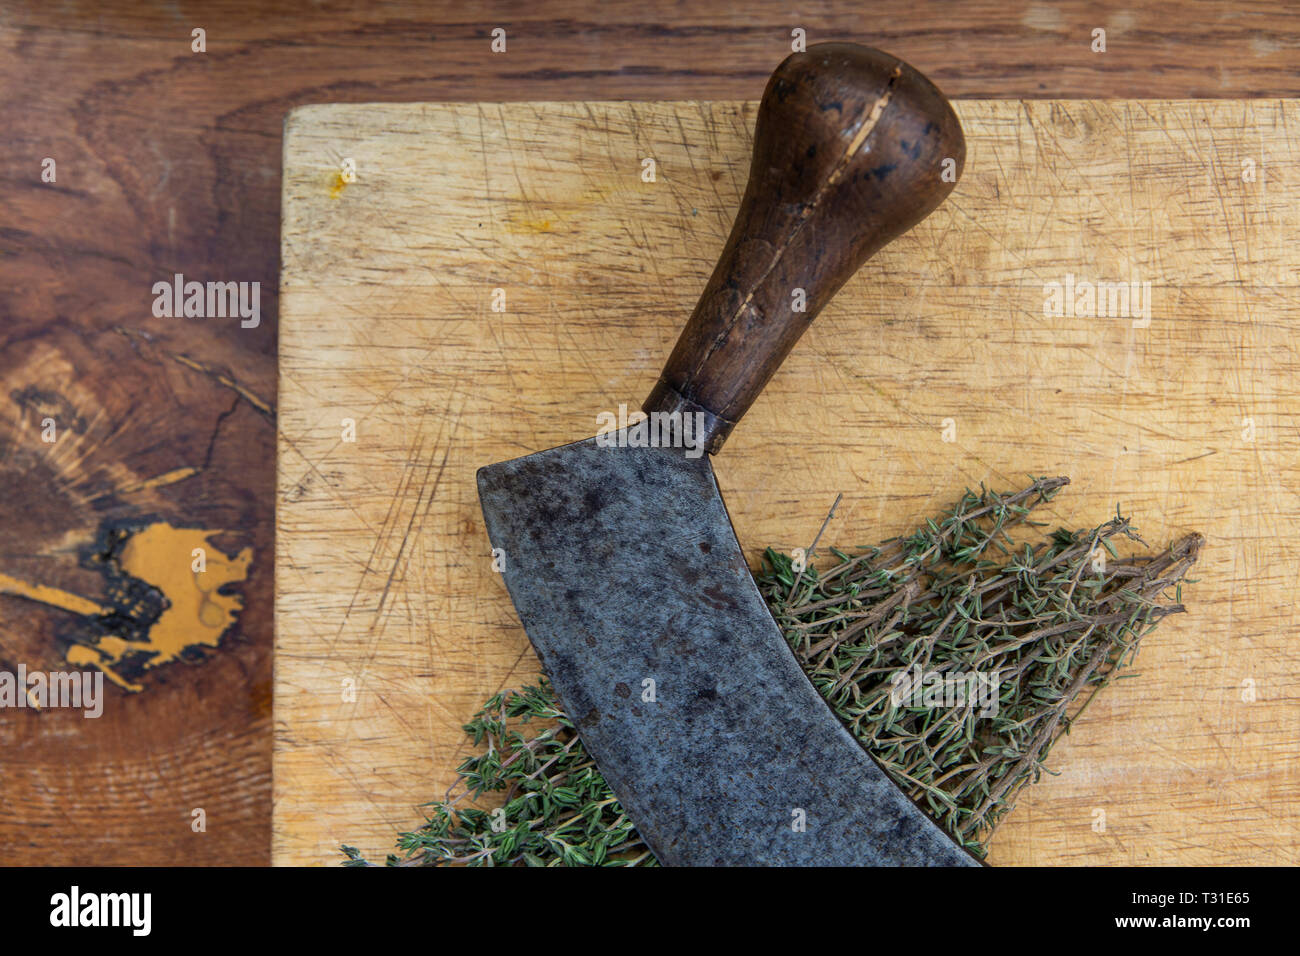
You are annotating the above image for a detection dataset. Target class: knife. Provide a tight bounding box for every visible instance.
[477,42,975,866]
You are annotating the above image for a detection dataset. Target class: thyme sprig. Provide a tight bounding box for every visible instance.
[344,476,1201,865]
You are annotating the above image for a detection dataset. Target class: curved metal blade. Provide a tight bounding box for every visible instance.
[478,437,977,867]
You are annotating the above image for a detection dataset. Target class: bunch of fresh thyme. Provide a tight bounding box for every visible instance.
[343,476,1201,866]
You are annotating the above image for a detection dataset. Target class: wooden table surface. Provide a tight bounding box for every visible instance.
[4,1,1300,865]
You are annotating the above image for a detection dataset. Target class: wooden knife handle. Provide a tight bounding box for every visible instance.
[643,43,964,454]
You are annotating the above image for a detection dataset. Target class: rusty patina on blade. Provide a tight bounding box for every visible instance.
[477,437,977,866]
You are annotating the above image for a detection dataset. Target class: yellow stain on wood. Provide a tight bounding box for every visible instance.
[110,327,276,420]
[0,572,108,617]
[123,523,252,655]
[168,353,274,417]
[0,522,251,694]
[508,217,554,233]
[328,170,348,199]
[119,467,199,493]
[66,644,142,692]
[68,523,252,692]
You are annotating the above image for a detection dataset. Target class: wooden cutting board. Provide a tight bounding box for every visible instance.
[274,99,1300,866]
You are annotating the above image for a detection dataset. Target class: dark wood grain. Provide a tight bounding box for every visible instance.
[1,0,1297,865]
[645,44,964,453]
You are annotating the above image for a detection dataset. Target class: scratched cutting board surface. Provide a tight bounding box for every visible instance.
[275,100,1300,866]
